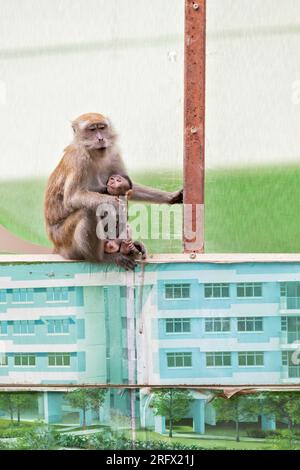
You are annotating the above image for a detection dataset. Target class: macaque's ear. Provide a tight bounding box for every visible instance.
[106,117,117,138]
[105,117,112,128]
[71,121,76,133]
[126,189,133,200]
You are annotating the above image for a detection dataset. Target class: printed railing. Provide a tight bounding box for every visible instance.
[288,366,300,378]
[280,297,300,310]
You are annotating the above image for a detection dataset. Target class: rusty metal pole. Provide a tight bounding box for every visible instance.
[183,0,206,253]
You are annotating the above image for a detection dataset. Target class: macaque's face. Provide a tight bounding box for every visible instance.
[107,175,131,196]
[74,119,115,150]
[104,240,120,253]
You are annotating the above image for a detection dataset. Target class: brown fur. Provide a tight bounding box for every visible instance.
[44,113,182,268]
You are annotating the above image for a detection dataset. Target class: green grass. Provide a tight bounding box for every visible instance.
[172,422,259,438]
[205,166,300,253]
[0,418,36,428]
[59,424,106,433]
[2,165,300,253]
[125,429,270,450]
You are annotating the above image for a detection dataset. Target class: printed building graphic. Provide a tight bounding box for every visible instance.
[0,255,300,425]
[139,258,300,386]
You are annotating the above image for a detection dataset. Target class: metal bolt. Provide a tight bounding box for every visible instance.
[190,252,197,259]
[191,126,198,134]
[193,3,199,10]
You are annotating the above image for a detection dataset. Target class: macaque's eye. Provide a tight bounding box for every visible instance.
[88,125,97,131]
[98,124,106,130]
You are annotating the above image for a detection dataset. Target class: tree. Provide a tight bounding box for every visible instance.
[87,388,107,418]
[151,389,194,438]
[12,393,36,425]
[64,388,107,428]
[0,393,15,423]
[260,392,300,430]
[213,395,260,442]
[0,392,36,424]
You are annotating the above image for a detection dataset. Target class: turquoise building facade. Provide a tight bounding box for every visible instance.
[0,254,300,429]
[138,259,300,386]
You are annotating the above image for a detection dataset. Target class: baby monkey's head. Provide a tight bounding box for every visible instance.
[106,174,133,196]
[104,239,121,254]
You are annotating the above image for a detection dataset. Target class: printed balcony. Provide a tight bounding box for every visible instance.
[280,331,300,346]
[280,297,300,313]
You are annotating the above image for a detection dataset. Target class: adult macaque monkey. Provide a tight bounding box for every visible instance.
[44,112,182,270]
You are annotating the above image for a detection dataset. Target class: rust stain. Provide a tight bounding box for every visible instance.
[183,0,206,253]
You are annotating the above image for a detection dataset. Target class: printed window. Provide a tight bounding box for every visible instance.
[204,283,229,298]
[238,352,264,366]
[46,287,69,302]
[0,322,7,335]
[206,352,231,367]
[13,320,35,335]
[14,354,36,366]
[281,351,298,366]
[280,283,287,297]
[0,290,6,303]
[237,317,263,332]
[236,283,262,298]
[165,319,191,334]
[167,352,192,368]
[282,283,300,309]
[281,316,287,331]
[205,318,230,332]
[48,353,71,367]
[165,284,190,299]
[282,351,288,366]
[0,354,8,367]
[12,288,34,303]
[285,282,300,297]
[120,287,127,298]
[47,319,70,334]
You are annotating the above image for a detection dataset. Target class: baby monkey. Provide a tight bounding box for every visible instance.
[103,174,146,258]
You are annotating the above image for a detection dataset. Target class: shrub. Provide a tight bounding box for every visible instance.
[0,427,33,438]
[58,433,236,451]
[246,430,267,438]
[17,424,60,450]
[263,430,300,450]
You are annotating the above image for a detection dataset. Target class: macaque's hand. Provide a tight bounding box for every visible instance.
[132,241,147,259]
[120,240,139,256]
[168,189,183,205]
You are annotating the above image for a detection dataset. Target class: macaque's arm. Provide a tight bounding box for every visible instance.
[131,183,183,204]
[64,172,118,212]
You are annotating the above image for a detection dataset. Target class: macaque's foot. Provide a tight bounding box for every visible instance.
[115,253,137,271]
[169,189,183,204]
[133,241,147,259]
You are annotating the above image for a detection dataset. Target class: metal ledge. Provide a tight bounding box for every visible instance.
[1,253,300,264]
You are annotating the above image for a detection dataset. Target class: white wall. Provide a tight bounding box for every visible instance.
[0,0,184,179]
[0,0,299,180]
[206,0,300,169]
